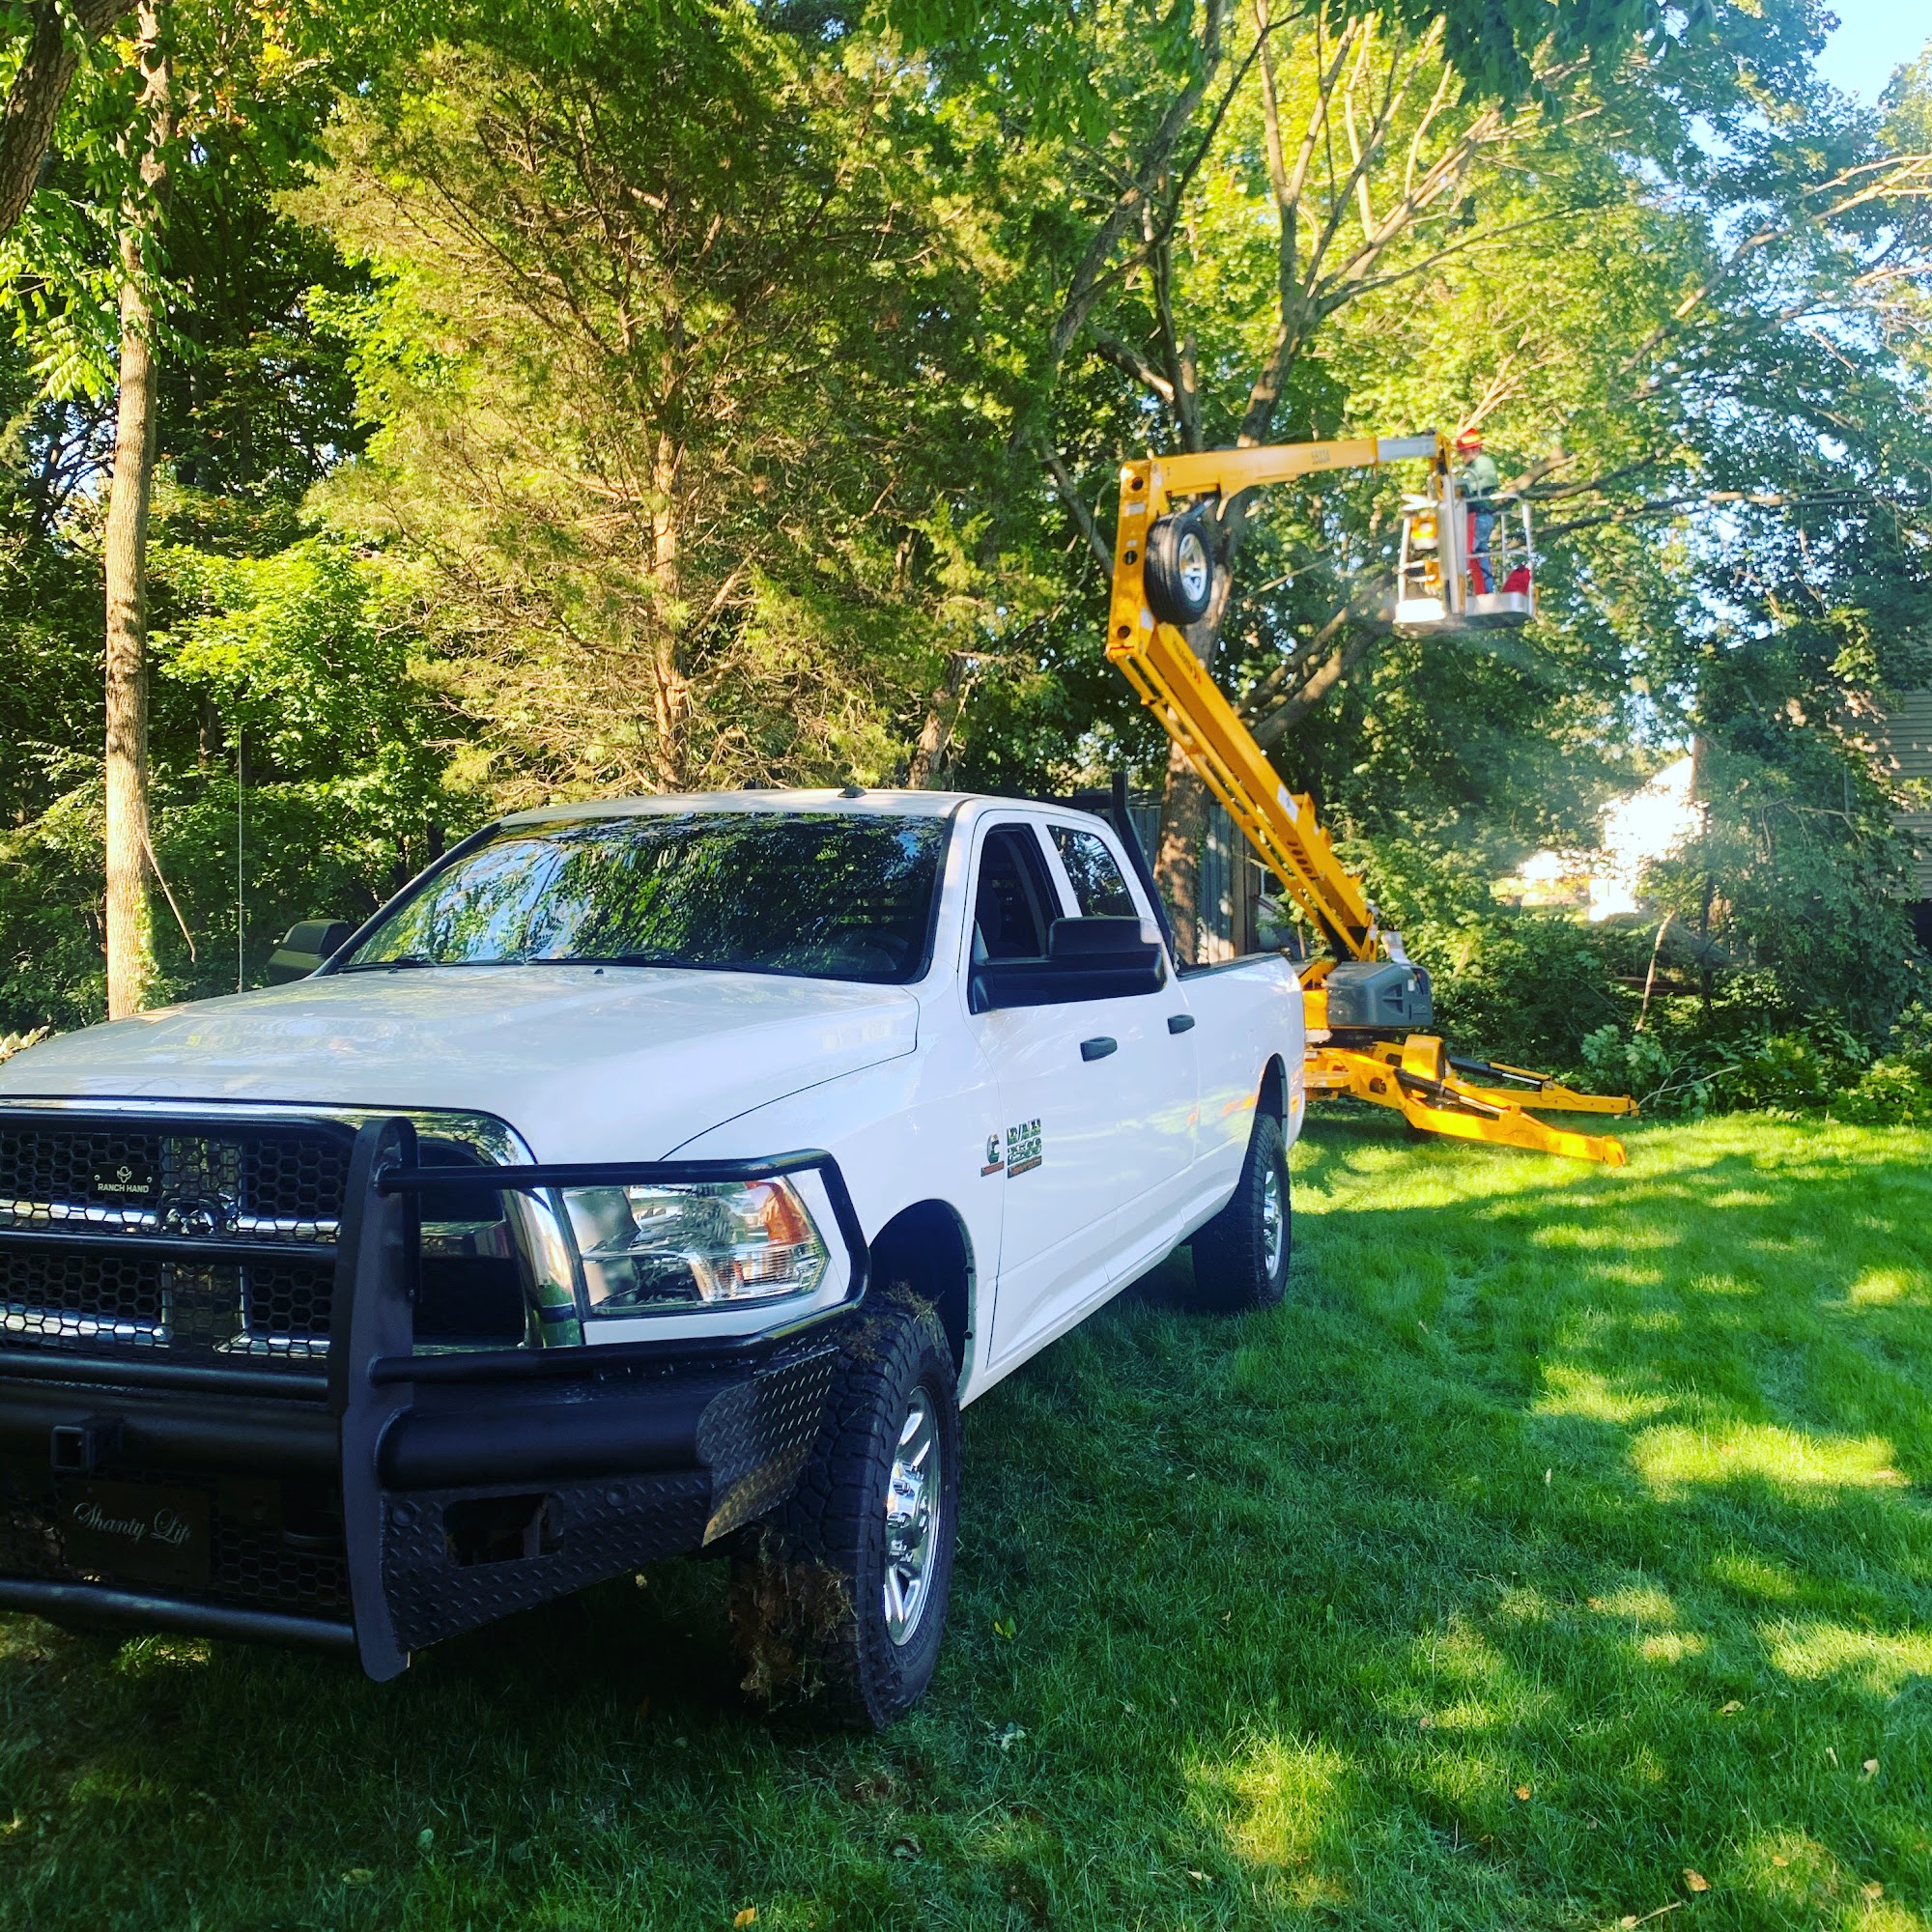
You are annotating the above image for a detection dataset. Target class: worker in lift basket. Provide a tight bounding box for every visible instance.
[1456,433,1499,592]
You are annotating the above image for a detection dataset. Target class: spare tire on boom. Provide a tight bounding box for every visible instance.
[1143,504,1217,627]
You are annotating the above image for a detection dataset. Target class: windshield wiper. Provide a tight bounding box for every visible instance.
[342,954,441,971]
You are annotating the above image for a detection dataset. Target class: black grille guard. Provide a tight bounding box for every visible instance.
[0,1114,870,1677]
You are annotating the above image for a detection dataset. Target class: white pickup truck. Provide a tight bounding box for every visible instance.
[0,789,1303,1725]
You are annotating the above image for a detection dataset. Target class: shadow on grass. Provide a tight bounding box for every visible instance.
[1,1115,1928,1929]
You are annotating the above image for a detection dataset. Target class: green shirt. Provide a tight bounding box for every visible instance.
[1461,452,1499,497]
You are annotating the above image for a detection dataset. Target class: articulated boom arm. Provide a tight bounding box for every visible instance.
[1102,434,1634,1166]
[1107,608,1375,961]
[1105,437,1443,960]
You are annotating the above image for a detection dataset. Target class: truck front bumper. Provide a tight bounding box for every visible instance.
[0,1120,865,1675]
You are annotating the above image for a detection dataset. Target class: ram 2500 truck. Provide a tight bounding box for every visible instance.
[0,789,1303,1726]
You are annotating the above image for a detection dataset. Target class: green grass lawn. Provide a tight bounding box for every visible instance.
[3,1115,1930,1931]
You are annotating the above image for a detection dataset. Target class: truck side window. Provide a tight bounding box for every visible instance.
[1051,826,1138,920]
[973,825,1057,962]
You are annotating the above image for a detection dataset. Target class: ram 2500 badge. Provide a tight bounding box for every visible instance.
[0,790,1304,1726]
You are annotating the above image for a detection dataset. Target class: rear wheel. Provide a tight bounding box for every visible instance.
[1188,1111,1291,1312]
[730,1293,959,1729]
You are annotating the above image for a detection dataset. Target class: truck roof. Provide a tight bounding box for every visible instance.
[499,789,998,828]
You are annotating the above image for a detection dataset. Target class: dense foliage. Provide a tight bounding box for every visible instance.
[0,0,1925,1106]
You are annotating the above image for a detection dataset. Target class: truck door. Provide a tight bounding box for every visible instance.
[1044,820,1199,1278]
[966,818,1127,1367]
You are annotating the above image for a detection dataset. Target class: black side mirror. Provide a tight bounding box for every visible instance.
[267,919,355,984]
[971,917,1166,1012]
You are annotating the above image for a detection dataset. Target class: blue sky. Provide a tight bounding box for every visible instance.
[1815,2,1927,103]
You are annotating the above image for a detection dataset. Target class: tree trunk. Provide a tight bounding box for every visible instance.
[0,0,132,238]
[646,431,690,787]
[1154,739,1208,963]
[102,0,169,1021]
[907,651,975,788]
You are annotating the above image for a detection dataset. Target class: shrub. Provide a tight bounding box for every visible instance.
[1836,1058,1932,1126]
[1579,1023,1731,1118]
[1359,834,1647,1071]
[1831,1002,1932,1124]
[1426,916,1637,1072]
[1727,1026,1867,1113]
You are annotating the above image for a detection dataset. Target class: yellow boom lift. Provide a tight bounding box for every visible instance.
[1104,431,1635,1164]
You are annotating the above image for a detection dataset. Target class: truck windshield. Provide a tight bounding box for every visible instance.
[343,811,950,985]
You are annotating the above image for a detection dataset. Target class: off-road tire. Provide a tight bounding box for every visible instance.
[1143,506,1217,626]
[1188,1112,1292,1312]
[730,1293,960,1729]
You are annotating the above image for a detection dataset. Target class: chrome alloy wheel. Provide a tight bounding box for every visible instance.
[1176,527,1211,605]
[883,1389,941,1646]
[1261,1159,1286,1281]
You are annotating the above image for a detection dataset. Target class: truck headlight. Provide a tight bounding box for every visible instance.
[563,1178,830,1316]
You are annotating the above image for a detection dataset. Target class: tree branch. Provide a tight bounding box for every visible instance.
[1041,444,1114,571]
[1237,598,1352,720]
[1039,0,1233,375]
[1092,330,1175,406]
[0,0,133,237]
[1249,623,1385,745]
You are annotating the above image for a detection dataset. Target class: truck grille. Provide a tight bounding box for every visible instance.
[0,1116,353,1365]
[0,1121,348,1240]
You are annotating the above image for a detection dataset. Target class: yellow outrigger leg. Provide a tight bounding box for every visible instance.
[1305,1036,1634,1166]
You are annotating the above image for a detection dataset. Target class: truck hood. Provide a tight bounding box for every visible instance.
[0,968,920,1160]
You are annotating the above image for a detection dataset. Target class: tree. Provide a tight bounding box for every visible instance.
[0,0,412,1031]
[0,0,1923,1068]
[0,0,131,235]
[298,4,996,801]
[925,0,1929,959]
[100,0,168,1018]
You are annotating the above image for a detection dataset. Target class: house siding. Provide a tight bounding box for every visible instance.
[1876,691,1932,898]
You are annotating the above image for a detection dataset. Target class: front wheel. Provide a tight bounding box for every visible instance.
[731,1293,960,1729]
[1188,1111,1292,1312]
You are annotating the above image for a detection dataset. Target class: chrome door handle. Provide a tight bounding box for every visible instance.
[1080,1037,1118,1062]
[1167,1013,1195,1034]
